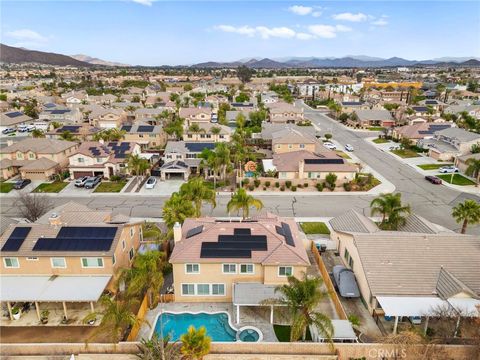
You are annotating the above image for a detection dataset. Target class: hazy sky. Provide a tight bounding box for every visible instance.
[1,1,479,65]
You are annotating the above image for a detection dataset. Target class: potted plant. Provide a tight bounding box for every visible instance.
[12,306,21,320]
[40,310,49,324]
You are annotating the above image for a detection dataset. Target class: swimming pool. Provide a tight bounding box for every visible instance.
[152,312,262,342]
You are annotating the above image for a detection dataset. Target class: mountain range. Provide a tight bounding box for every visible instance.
[1,43,479,68]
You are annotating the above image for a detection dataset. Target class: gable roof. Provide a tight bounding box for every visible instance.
[329,209,379,234]
[436,267,479,300]
[0,138,77,154]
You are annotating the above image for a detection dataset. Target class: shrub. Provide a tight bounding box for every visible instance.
[248,185,254,191]
[242,178,249,186]
[254,179,261,188]
[275,182,280,188]
[265,181,271,187]
[110,175,122,182]
[325,173,337,191]
[280,186,285,191]
[285,181,292,189]
[303,182,308,188]
[316,183,324,192]
[297,184,303,188]
[343,182,352,191]
[263,187,267,191]
[291,185,297,192]
[324,133,332,140]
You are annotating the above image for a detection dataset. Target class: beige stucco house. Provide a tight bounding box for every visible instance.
[418,127,480,161]
[179,107,212,125]
[183,123,232,143]
[267,102,304,124]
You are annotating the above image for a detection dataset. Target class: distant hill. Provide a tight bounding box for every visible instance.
[0,44,91,67]
[71,54,130,67]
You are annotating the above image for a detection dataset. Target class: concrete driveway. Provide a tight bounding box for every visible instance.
[137,178,183,196]
[59,181,95,196]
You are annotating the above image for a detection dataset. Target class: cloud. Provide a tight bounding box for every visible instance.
[6,29,47,42]
[132,0,153,5]
[371,18,388,26]
[215,25,256,37]
[307,24,351,38]
[312,11,322,18]
[215,25,296,39]
[296,32,315,40]
[332,12,368,22]
[288,5,313,16]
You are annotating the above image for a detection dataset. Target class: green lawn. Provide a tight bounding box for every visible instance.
[368,126,385,131]
[417,163,453,170]
[391,149,420,158]
[33,181,68,193]
[300,222,331,235]
[335,151,351,160]
[437,174,476,186]
[373,138,389,144]
[93,180,127,193]
[273,325,312,342]
[0,182,14,193]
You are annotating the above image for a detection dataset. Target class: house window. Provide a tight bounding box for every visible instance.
[276,145,281,149]
[344,248,350,263]
[288,144,292,149]
[300,144,305,149]
[222,264,236,274]
[212,284,225,296]
[51,257,66,268]
[78,157,84,163]
[26,257,39,261]
[220,135,225,139]
[81,257,104,268]
[112,254,116,265]
[130,227,135,237]
[16,153,24,160]
[28,153,35,159]
[186,263,200,274]
[96,158,102,163]
[197,284,210,295]
[3,257,19,268]
[278,266,293,277]
[240,264,254,274]
[182,284,195,295]
[122,240,126,250]
[349,257,354,269]
[129,248,134,261]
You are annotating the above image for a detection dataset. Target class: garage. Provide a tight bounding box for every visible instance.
[72,171,94,179]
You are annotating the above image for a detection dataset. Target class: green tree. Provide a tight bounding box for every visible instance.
[127,154,150,176]
[59,130,76,141]
[465,158,480,186]
[275,274,333,343]
[227,188,263,219]
[180,326,211,360]
[188,123,202,134]
[235,92,250,103]
[370,193,411,230]
[237,65,253,84]
[162,192,195,229]
[31,129,45,138]
[214,142,231,180]
[210,126,221,136]
[452,199,480,234]
[325,173,337,191]
[179,177,216,217]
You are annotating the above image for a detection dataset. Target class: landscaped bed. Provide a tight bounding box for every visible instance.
[391,149,420,158]
[300,222,330,235]
[93,180,127,193]
[33,181,68,193]
[437,174,476,186]
[0,182,14,193]
[367,126,385,131]
[372,138,389,144]
[417,163,453,170]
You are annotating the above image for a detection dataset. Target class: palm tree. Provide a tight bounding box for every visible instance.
[128,154,150,176]
[452,199,480,234]
[465,158,480,186]
[162,192,195,229]
[137,334,181,360]
[214,142,231,181]
[275,274,333,343]
[31,129,45,138]
[188,123,202,134]
[370,193,411,230]
[122,250,165,308]
[59,130,76,141]
[180,326,211,360]
[179,177,216,217]
[227,188,263,219]
[210,126,221,136]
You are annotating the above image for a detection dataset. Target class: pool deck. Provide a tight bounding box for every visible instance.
[138,302,278,342]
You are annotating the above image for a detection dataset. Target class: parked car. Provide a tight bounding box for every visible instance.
[74,176,89,188]
[84,176,101,189]
[323,142,337,150]
[332,265,360,298]
[27,125,36,132]
[18,125,29,133]
[13,179,32,190]
[425,175,442,185]
[2,128,15,135]
[438,166,458,174]
[345,144,354,152]
[409,316,422,325]
[145,176,157,189]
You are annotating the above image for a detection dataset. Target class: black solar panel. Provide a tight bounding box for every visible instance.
[281,222,295,247]
[275,225,284,236]
[202,241,266,251]
[200,248,251,258]
[137,125,154,133]
[305,158,344,165]
[1,227,31,252]
[121,125,132,132]
[186,225,204,238]
[234,228,251,235]
[185,143,215,152]
[51,110,70,114]
[6,111,23,118]
[60,125,80,132]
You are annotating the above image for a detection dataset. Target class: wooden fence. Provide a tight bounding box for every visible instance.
[159,294,175,303]
[127,294,149,341]
[310,242,348,320]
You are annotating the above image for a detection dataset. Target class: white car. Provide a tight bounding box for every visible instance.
[323,142,337,150]
[438,166,458,174]
[145,176,157,189]
[345,144,354,152]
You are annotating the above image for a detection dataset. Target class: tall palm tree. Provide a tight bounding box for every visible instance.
[180,326,211,360]
[179,177,216,217]
[452,199,480,234]
[370,193,411,230]
[210,126,221,136]
[59,130,76,141]
[128,154,150,176]
[465,158,480,186]
[162,192,195,229]
[227,188,263,219]
[214,142,231,181]
[188,123,202,134]
[122,250,165,308]
[275,274,333,343]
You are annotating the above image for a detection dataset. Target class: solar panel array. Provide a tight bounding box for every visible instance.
[89,147,101,156]
[108,142,131,159]
[185,143,216,153]
[121,125,132,132]
[280,222,295,247]
[32,226,117,252]
[1,227,32,252]
[51,110,70,114]
[58,125,80,133]
[6,112,24,118]
[138,125,154,133]
[305,158,344,165]
[425,100,437,105]
[200,230,267,258]
[186,225,204,238]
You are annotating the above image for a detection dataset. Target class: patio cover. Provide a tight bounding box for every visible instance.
[447,298,480,317]
[233,283,284,305]
[262,159,276,173]
[310,320,357,341]
[0,275,111,302]
[376,296,446,317]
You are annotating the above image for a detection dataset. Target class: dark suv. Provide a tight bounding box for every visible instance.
[84,176,101,189]
[13,179,32,189]
[425,175,442,185]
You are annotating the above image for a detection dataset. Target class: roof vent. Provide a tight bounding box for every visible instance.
[50,213,58,219]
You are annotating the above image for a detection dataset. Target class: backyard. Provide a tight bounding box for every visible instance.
[33,181,68,193]
[437,174,476,186]
[300,222,330,235]
[93,180,127,193]
[391,149,420,158]
[0,182,14,193]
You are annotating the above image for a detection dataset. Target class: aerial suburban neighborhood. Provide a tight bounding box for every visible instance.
[0,1,479,359]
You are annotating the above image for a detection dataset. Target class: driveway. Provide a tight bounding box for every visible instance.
[137,178,183,196]
[59,181,95,196]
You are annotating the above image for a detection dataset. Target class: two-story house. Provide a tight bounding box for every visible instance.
[90,108,126,129]
[418,127,480,161]
[179,108,212,126]
[183,123,232,143]
[0,138,78,180]
[38,107,83,124]
[266,102,304,124]
[120,123,167,149]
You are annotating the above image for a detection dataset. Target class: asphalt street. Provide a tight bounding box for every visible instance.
[0,104,479,234]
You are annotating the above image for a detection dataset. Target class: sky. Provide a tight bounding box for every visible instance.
[1,1,479,66]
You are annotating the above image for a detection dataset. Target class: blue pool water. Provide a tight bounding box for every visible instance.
[153,312,238,342]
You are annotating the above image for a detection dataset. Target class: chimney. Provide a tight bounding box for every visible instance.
[173,222,182,243]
